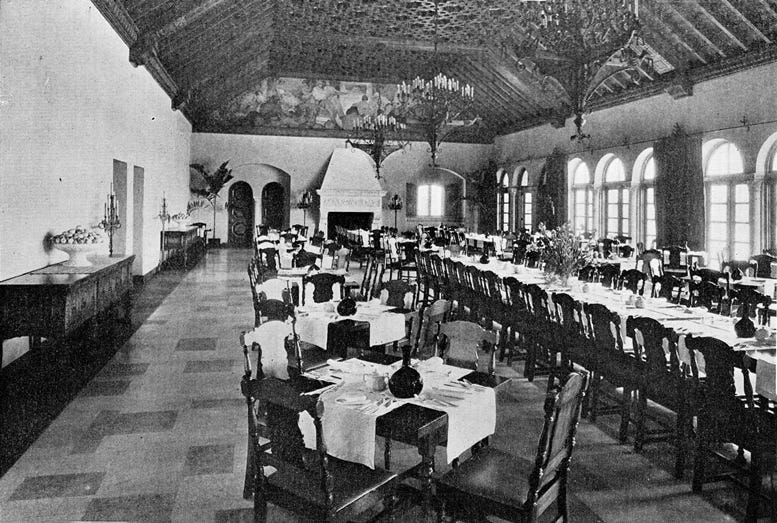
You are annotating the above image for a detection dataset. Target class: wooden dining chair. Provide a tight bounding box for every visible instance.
[255,247,280,272]
[750,253,777,279]
[627,316,690,478]
[522,284,555,381]
[437,372,589,523]
[652,272,684,303]
[619,268,647,295]
[436,320,498,375]
[380,279,416,311]
[242,376,398,522]
[301,273,345,305]
[253,298,293,327]
[412,298,452,356]
[292,249,321,268]
[254,277,291,303]
[685,336,775,522]
[689,280,725,313]
[583,303,635,440]
[722,259,758,280]
[552,292,591,377]
[597,263,620,288]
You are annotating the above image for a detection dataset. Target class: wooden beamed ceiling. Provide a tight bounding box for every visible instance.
[112,0,777,141]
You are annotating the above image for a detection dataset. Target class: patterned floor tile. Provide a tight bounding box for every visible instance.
[81,492,176,522]
[183,359,235,374]
[175,338,217,351]
[99,363,150,377]
[80,380,131,397]
[9,472,104,500]
[183,444,235,476]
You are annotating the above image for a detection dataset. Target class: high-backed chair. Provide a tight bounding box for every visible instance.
[597,263,620,288]
[380,279,416,311]
[293,249,321,269]
[653,272,684,303]
[721,259,757,280]
[437,372,589,523]
[750,253,777,279]
[619,268,647,295]
[413,299,452,356]
[436,320,498,375]
[254,277,291,303]
[301,273,345,305]
[638,249,663,279]
[685,336,774,522]
[255,247,280,273]
[241,375,398,522]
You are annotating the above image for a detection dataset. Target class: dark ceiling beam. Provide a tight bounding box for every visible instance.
[718,0,772,44]
[144,0,233,39]
[640,7,709,65]
[282,31,486,56]
[452,62,527,126]
[753,0,777,19]
[691,0,747,49]
[190,39,271,95]
[463,59,545,117]
[656,0,726,57]
[485,47,565,110]
[198,55,270,107]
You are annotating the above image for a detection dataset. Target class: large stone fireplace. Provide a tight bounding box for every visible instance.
[317,148,385,239]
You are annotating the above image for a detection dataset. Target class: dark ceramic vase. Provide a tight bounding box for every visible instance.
[337,296,357,316]
[734,303,756,338]
[479,253,490,264]
[388,347,423,399]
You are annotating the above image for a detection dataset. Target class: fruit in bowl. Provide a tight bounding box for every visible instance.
[51,226,104,266]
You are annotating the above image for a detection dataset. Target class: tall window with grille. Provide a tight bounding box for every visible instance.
[570,159,593,234]
[498,172,511,232]
[640,152,657,248]
[770,152,777,251]
[417,184,444,217]
[603,157,629,237]
[518,169,532,233]
[705,141,749,262]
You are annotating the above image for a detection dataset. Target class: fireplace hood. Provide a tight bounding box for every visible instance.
[317,147,386,235]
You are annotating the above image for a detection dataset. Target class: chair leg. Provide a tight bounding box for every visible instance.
[619,387,632,443]
[745,449,762,523]
[587,374,601,422]
[243,434,255,499]
[692,426,707,493]
[384,437,392,470]
[634,388,647,451]
[674,401,688,479]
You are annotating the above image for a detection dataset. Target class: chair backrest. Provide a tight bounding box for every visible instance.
[660,245,688,271]
[750,253,777,279]
[597,263,620,288]
[627,316,678,376]
[684,336,756,439]
[244,377,336,511]
[552,293,586,344]
[638,249,663,278]
[584,303,625,356]
[241,321,294,380]
[255,247,280,272]
[524,284,551,322]
[691,267,729,287]
[689,280,725,312]
[255,277,291,302]
[652,273,682,302]
[577,264,598,283]
[437,320,498,373]
[301,273,345,305]
[597,238,616,257]
[721,259,757,280]
[380,279,416,309]
[619,269,647,295]
[293,249,321,268]
[255,299,294,326]
[525,372,588,513]
[729,287,771,325]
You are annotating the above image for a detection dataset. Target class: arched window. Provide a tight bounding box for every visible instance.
[519,169,533,233]
[498,170,511,232]
[635,148,656,248]
[602,156,629,237]
[570,159,593,234]
[704,140,749,262]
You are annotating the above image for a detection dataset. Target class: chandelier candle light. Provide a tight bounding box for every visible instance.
[158,192,170,255]
[346,97,409,179]
[100,184,121,257]
[388,194,403,230]
[297,190,313,227]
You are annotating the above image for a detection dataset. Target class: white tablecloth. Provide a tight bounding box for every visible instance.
[295,300,407,349]
[299,358,496,469]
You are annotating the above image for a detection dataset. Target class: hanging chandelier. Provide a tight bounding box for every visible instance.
[346,105,409,179]
[514,0,646,142]
[395,0,476,167]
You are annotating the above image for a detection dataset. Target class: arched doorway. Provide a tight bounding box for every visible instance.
[261,182,285,230]
[227,181,254,247]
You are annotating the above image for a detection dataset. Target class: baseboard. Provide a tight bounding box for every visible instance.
[133,265,160,286]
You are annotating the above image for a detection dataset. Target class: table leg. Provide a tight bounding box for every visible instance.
[417,435,436,522]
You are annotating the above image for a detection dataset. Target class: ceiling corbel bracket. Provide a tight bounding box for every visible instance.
[664,71,694,99]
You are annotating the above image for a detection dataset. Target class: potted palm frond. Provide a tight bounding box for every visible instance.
[190,160,233,247]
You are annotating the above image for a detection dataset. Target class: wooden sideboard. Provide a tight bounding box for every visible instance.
[162,227,202,269]
[0,255,134,368]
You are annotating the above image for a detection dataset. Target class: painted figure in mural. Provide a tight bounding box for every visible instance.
[311,80,345,129]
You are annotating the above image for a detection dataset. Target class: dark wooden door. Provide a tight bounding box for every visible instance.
[228,181,254,248]
[261,182,285,230]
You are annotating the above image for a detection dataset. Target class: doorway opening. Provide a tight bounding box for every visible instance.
[261,182,285,230]
[228,181,254,248]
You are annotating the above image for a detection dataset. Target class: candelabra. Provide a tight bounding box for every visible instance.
[388,194,403,230]
[297,190,313,228]
[99,186,122,256]
[158,193,170,255]
[346,110,409,179]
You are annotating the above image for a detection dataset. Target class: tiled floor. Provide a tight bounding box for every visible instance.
[0,248,758,521]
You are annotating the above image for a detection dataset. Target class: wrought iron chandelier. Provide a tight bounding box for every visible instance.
[396,0,476,167]
[514,0,648,142]
[346,105,409,179]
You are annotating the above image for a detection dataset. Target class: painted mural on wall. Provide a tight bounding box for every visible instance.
[218,77,407,130]
[211,76,479,136]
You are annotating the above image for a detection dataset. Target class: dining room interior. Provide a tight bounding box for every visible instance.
[1,0,777,521]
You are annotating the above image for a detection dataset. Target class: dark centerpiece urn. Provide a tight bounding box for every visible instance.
[479,252,490,264]
[388,346,423,399]
[734,303,756,338]
[336,296,357,316]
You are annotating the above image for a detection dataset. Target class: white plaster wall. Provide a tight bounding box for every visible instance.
[191,133,492,236]
[0,0,191,281]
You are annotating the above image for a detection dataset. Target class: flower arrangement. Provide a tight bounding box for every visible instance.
[538,222,591,285]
